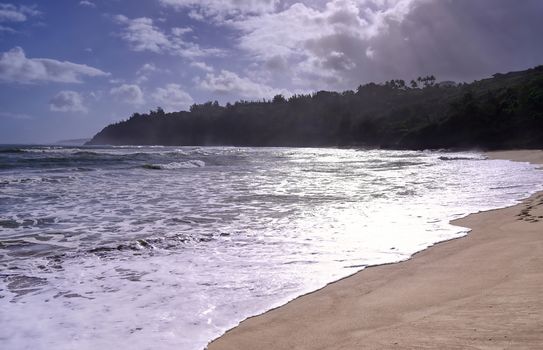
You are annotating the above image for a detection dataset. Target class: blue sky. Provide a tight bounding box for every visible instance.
[1,0,543,144]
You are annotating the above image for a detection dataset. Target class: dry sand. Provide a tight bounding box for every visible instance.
[208,150,543,350]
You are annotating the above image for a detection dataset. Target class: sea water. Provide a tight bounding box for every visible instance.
[0,146,541,350]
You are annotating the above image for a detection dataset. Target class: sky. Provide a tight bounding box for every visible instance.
[1,0,543,144]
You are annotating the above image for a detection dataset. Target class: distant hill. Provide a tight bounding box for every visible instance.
[87,66,543,150]
[56,138,91,146]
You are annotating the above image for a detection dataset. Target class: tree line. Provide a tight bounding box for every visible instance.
[87,66,543,150]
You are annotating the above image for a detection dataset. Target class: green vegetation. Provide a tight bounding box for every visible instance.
[87,66,543,150]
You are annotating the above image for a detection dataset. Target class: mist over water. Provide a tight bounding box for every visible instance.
[1,146,541,350]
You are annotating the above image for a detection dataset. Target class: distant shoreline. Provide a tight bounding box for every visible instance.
[208,150,543,349]
[87,66,543,151]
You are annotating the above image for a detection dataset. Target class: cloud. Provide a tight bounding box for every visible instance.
[0,3,40,23]
[135,63,171,83]
[89,90,104,100]
[135,63,157,83]
[114,15,170,53]
[0,24,15,33]
[363,0,543,82]
[0,47,109,83]
[114,15,222,58]
[229,0,420,89]
[190,61,214,72]
[49,91,87,113]
[158,0,279,20]
[220,0,543,90]
[110,84,145,105]
[151,83,194,112]
[233,0,417,59]
[137,63,158,75]
[109,78,124,84]
[79,1,96,8]
[171,26,192,36]
[196,69,285,99]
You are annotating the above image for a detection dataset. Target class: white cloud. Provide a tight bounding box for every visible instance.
[227,0,543,89]
[110,84,145,105]
[190,61,214,72]
[89,90,104,100]
[365,46,375,59]
[187,10,205,21]
[109,78,125,84]
[137,63,158,75]
[171,27,192,36]
[0,24,15,32]
[79,1,96,8]
[158,0,279,20]
[229,0,420,88]
[196,69,285,99]
[49,91,87,113]
[114,15,170,53]
[114,15,222,58]
[235,1,419,59]
[0,47,109,84]
[0,7,24,22]
[135,63,169,83]
[151,83,194,112]
[0,3,40,23]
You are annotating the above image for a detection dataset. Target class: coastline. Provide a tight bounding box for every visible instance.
[208,150,543,349]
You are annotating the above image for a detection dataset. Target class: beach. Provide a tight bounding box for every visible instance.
[208,150,543,350]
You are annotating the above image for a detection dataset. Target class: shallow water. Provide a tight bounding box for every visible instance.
[0,146,541,350]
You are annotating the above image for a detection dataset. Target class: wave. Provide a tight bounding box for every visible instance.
[22,147,64,153]
[73,151,102,157]
[87,239,156,255]
[142,160,206,170]
[0,148,27,154]
[0,175,76,187]
[142,164,162,170]
[438,156,487,161]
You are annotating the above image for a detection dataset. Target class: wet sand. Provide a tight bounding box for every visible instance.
[208,150,543,350]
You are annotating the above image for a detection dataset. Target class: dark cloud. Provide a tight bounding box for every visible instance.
[234,0,543,90]
[49,90,87,113]
[360,0,543,83]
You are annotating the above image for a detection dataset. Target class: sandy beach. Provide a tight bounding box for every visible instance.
[208,150,543,350]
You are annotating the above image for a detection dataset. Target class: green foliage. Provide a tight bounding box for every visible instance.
[88,66,543,150]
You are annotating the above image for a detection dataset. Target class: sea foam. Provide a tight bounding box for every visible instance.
[0,146,541,350]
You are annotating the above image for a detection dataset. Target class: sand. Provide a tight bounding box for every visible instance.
[208,150,543,350]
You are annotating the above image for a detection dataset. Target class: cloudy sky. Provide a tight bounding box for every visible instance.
[1,0,542,143]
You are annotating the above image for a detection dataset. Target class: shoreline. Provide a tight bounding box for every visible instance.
[208,150,543,349]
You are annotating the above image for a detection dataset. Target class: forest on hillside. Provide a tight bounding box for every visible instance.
[87,66,543,150]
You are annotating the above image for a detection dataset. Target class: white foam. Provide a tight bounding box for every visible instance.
[160,160,206,169]
[1,148,542,350]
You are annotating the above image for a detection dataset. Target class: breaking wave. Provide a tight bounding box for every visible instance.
[143,160,206,170]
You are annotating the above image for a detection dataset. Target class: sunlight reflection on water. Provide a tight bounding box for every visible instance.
[0,146,541,350]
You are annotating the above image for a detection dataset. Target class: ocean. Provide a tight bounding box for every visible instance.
[0,145,541,350]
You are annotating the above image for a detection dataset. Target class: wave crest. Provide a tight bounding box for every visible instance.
[142,160,206,170]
